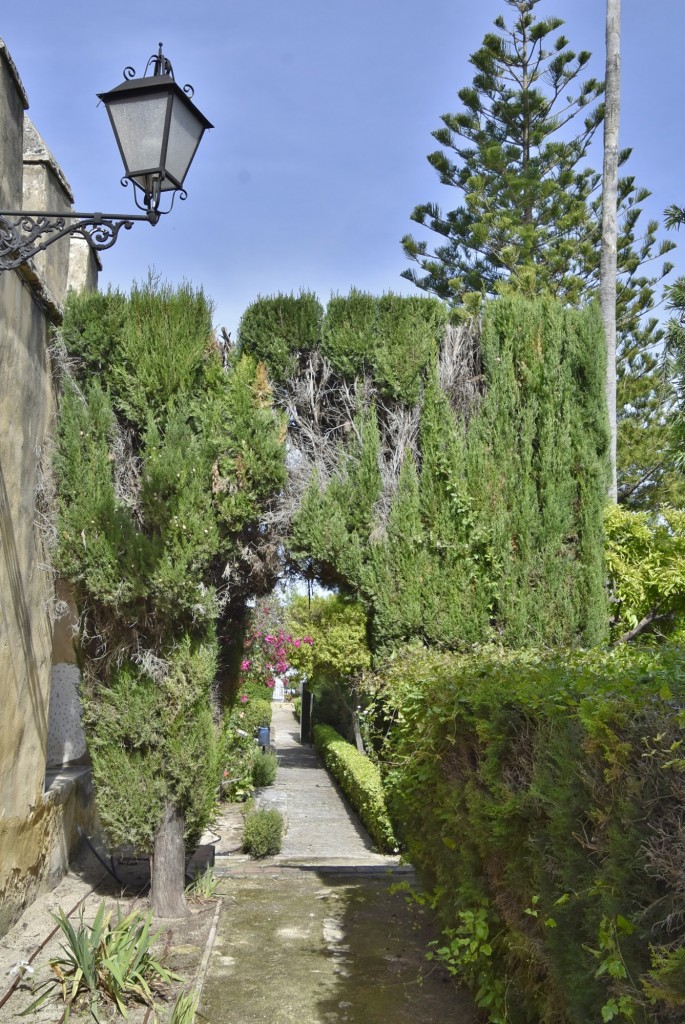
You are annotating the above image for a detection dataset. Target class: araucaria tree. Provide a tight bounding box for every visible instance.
[402,0,678,508]
[401,0,604,305]
[53,282,285,918]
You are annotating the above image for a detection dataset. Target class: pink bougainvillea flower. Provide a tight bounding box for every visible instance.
[239,694,249,704]
[304,636,314,645]
[293,638,302,648]
[241,659,251,671]
[266,678,275,688]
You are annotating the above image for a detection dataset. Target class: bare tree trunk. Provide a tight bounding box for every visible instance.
[150,801,189,919]
[601,0,621,502]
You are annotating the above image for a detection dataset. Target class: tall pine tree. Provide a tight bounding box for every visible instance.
[402,0,677,508]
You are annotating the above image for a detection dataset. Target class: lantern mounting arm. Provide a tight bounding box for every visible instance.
[0,43,211,274]
[0,208,159,272]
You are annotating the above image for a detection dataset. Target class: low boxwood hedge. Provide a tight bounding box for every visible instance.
[313,724,397,853]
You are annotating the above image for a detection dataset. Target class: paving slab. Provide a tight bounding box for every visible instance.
[268,703,399,868]
[201,871,474,1024]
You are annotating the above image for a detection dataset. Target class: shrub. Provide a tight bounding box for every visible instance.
[238,291,322,383]
[251,752,278,788]
[313,724,397,853]
[242,807,284,858]
[379,643,685,1024]
[232,697,272,734]
[293,697,301,721]
[220,719,258,802]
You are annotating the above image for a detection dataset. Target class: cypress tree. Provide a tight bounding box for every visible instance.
[365,455,427,651]
[466,296,609,646]
[54,281,286,917]
[240,290,609,652]
[417,371,492,646]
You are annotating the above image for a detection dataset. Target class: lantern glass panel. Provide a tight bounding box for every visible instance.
[107,92,169,179]
[164,96,207,188]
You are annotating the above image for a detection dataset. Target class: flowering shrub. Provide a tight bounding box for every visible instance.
[238,600,312,697]
[221,601,311,801]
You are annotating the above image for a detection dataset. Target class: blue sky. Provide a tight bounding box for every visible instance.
[1,1,683,335]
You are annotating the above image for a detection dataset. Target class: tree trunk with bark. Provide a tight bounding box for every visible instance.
[150,801,189,919]
[601,0,621,502]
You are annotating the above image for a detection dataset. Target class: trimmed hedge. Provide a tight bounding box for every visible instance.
[313,724,397,853]
[379,644,685,1024]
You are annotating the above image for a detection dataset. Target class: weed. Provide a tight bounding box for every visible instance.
[185,866,219,900]
[168,988,199,1024]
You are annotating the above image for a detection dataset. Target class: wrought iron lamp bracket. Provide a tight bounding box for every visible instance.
[0,209,158,272]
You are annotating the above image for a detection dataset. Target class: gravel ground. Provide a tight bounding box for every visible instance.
[0,805,245,1024]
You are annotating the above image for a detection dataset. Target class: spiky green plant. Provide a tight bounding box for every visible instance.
[22,902,181,1022]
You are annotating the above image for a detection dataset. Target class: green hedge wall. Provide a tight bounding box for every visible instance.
[313,724,397,853]
[240,292,609,653]
[379,644,685,1024]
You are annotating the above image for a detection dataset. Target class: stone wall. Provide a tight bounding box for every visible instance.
[0,39,99,937]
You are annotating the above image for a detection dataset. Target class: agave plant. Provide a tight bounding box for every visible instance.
[22,901,182,1022]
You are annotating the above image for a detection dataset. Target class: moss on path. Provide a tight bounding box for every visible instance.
[201,871,474,1024]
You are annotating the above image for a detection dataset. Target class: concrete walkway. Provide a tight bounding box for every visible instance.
[0,703,472,1023]
[266,703,400,868]
[202,703,475,1023]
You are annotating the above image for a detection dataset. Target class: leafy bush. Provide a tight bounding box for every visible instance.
[220,696,273,802]
[313,724,397,853]
[251,752,278,788]
[293,697,301,721]
[378,643,685,1023]
[242,807,284,858]
[220,727,257,803]
[232,697,272,733]
[605,503,685,641]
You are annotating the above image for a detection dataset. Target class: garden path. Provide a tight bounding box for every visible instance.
[202,703,475,1024]
[268,702,400,867]
[0,705,474,1024]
